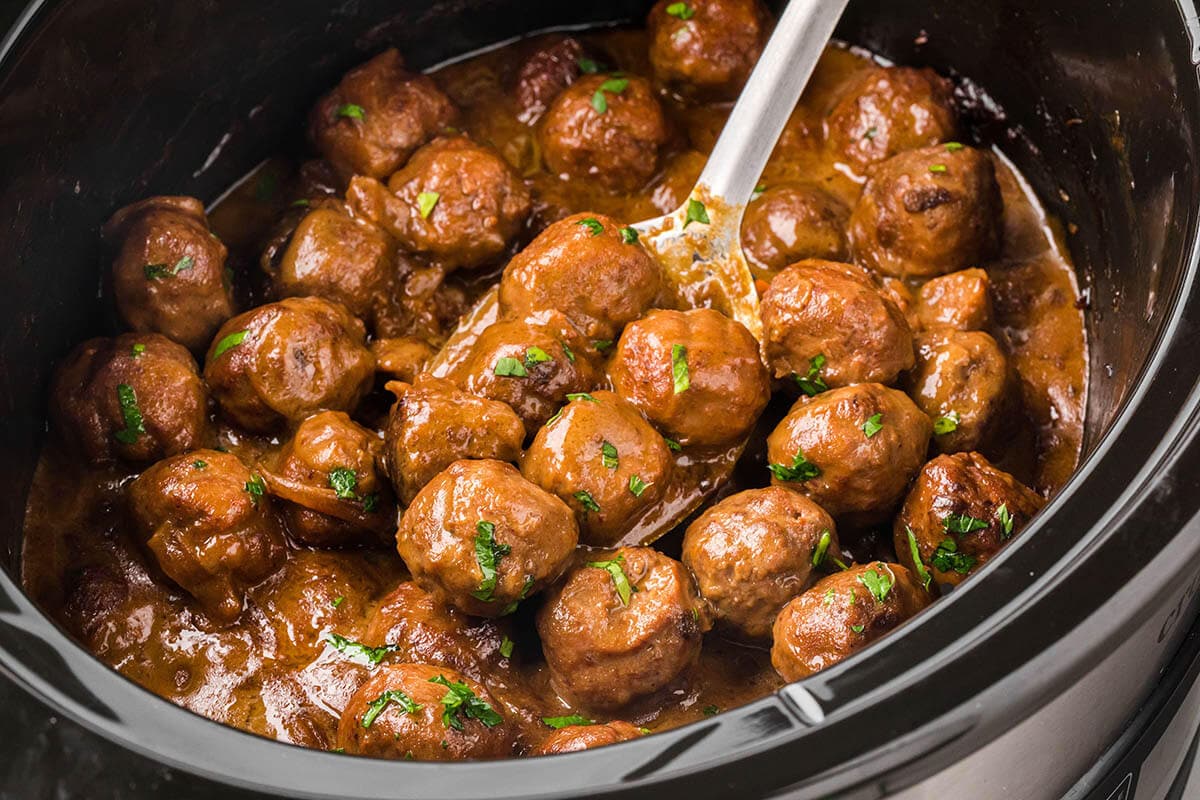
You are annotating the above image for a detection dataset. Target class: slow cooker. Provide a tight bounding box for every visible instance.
[2,0,1200,797]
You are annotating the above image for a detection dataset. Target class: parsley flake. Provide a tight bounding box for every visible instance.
[578,57,601,74]
[768,451,821,482]
[702,704,719,716]
[493,356,527,377]
[794,354,828,396]
[337,103,365,120]
[543,714,594,729]
[997,504,1015,539]
[144,255,194,280]
[361,689,421,728]
[601,441,619,470]
[212,330,247,359]
[851,624,866,634]
[113,383,145,444]
[666,2,695,20]
[328,467,358,500]
[929,163,949,174]
[620,225,639,244]
[862,413,884,438]
[574,490,601,513]
[932,537,977,575]
[429,675,502,730]
[671,343,690,394]
[811,529,833,567]
[591,78,629,114]
[499,636,514,659]
[131,343,146,358]
[684,198,710,227]
[578,217,604,236]
[857,564,896,603]
[471,521,511,602]
[593,339,614,353]
[244,474,266,504]
[587,555,635,605]
[933,411,960,435]
[326,633,397,666]
[629,474,650,497]
[665,437,682,452]
[943,513,988,535]
[417,191,440,219]
[945,142,965,152]
[192,460,207,470]
[566,392,598,403]
[905,525,933,591]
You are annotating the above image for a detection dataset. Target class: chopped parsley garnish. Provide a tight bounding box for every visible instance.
[574,490,601,513]
[543,714,594,729]
[328,467,358,500]
[702,704,719,716]
[850,624,866,634]
[578,217,604,236]
[665,437,682,452]
[671,343,690,394]
[768,451,821,482]
[113,383,145,444]
[929,163,948,174]
[811,529,832,567]
[417,191,440,219]
[566,392,598,403]
[862,413,883,438]
[666,2,695,20]
[244,474,266,504]
[493,356,527,377]
[144,255,194,280]
[291,198,311,208]
[525,346,553,365]
[545,407,565,427]
[905,525,933,590]
[933,411,960,435]
[601,441,619,470]
[471,521,511,602]
[192,460,208,470]
[684,198,710,228]
[794,354,828,396]
[629,474,650,497]
[499,576,534,616]
[337,103,365,120]
[823,587,836,606]
[499,636,514,659]
[751,184,766,201]
[429,675,503,730]
[361,689,421,728]
[944,141,965,152]
[857,564,895,603]
[997,504,1015,539]
[212,330,247,359]
[620,226,639,244]
[578,57,601,74]
[943,513,988,535]
[561,341,576,362]
[587,555,635,605]
[326,633,397,666]
[932,537,977,575]
[591,78,630,114]
[131,343,146,358]
[363,493,379,513]
[593,339,614,352]
[331,595,345,608]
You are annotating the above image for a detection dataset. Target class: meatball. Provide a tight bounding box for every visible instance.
[537,546,710,710]
[371,336,435,383]
[771,562,932,681]
[906,330,1013,454]
[309,49,457,179]
[203,297,375,433]
[256,549,381,652]
[364,582,509,680]
[539,74,670,193]
[766,384,931,521]
[825,66,958,173]
[740,184,850,274]
[535,721,645,755]
[647,0,771,97]
[515,36,585,124]
[346,136,531,270]
[916,267,993,331]
[682,487,838,640]
[103,196,235,352]
[269,206,393,324]
[608,309,770,447]
[760,260,914,387]
[384,374,526,505]
[848,144,1004,279]
[50,333,209,465]
[895,452,1044,587]
[445,313,602,435]
[127,450,286,622]
[522,390,674,546]
[397,459,578,617]
[337,663,513,760]
[498,212,664,340]
[261,411,394,547]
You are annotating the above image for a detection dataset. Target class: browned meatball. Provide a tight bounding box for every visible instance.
[848,144,1003,279]
[372,337,435,383]
[397,459,578,617]
[256,549,382,652]
[825,66,958,173]
[498,213,664,340]
[894,452,1044,587]
[203,297,375,433]
[261,411,394,547]
[683,487,838,640]
[364,582,509,680]
[766,384,931,522]
[906,330,1013,454]
[522,390,674,547]
[127,450,286,622]
[741,184,849,274]
[384,374,526,505]
[760,260,914,387]
[771,562,932,680]
[539,74,670,193]
[647,0,771,97]
[916,267,993,331]
[346,136,531,270]
[103,196,235,352]
[309,49,457,179]
[268,206,393,324]
[537,546,710,710]
[609,309,770,447]
[649,150,707,216]
[445,313,602,435]
[337,663,513,760]
[50,333,209,465]
[535,721,645,755]
[514,36,585,124]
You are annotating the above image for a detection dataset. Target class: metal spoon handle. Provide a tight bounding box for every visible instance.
[697,0,850,207]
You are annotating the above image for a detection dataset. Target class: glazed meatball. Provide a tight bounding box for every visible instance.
[916,267,993,331]
[537,546,710,710]
[539,74,670,193]
[397,460,578,617]
[261,411,394,548]
[498,213,664,340]
[906,330,1013,454]
[535,721,644,755]
[371,336,435,383]
[825,66,958,173]
[384,374,526,505]
[609,309,770,447]
[649,150,707,216]
[760,260,914,387]
[522,390,674,547]
[256,549,381,652]
[515,36,585,124]
[364,582,508,680]
[269,206,393,324]
[127,450,286,622]
[337,663,513,760]
[647,0,771,97]
[346,136,531,270]
[683,487,838,640]
[848,144,1004,279]
[445,313,602,435]
[740,184,849,274]
[50,333,208,465]
[309,49,457,179]
[103,196,235,352]
[766,384,931,521]
[203,297,375,433]
[771,562,932,681]
[895,452,1044,586]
